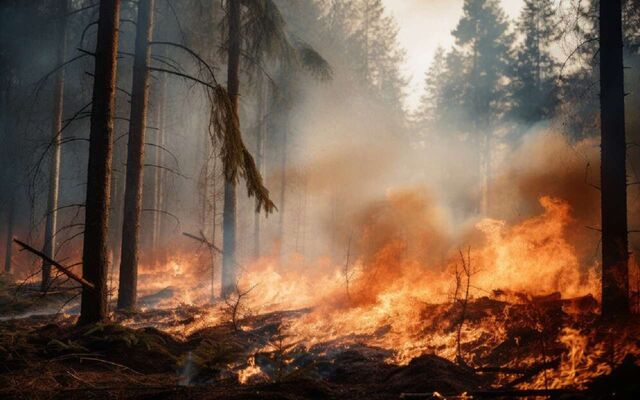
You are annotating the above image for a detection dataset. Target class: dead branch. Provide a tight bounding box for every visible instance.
[13,238,94,290]
[78,357,144,376]
[456,247,473,366]
[148,66,217,91]
[35,54,89,91]
[182,231,223,254]
[80,21,98,48]
[141,209,180,230]
[45,203,85,217]
[143,163,189,179]
[55,230,85,254]
[30,102,92,190]
[343,234,354,301]
[149,41,218,83]
[144,142,180,169]
[85,72,131,97]
[60,137,90,144]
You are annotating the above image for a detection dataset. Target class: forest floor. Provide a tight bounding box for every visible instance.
[1,276,640,399]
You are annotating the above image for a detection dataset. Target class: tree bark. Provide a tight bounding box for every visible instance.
[118,0,156,310]
[253,76,266,259]
[78,0,121,325]
[42,0,68,291]
[600,0,630,318]
[211,153,219,301]
[277,118,288,259]
[222,0,241,298]
[151,70,166,255]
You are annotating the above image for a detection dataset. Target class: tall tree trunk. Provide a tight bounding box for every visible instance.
[600,0,630,318]
[4,198,15,274]
[78,0,121,325]
[201,127,210,234]
[253,76,266,259]
[277,120,288,258]
[222,0,241,297]
[118,0,155,310]
[42,0,68,291]
[211,153,219,301]
[151,71,166,255]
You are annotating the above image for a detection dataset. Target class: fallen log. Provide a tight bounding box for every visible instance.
[13,238,94,290]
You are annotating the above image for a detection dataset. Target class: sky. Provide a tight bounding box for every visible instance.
[383,0,524,111]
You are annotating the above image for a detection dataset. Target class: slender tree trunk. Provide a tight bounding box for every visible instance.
[222,0,241,297]
[211,153,219,301]
[253,76,266,259]
[4,198,15,274]
[483,123,491,216]
[109,135,124,272]
[151,71,166,254]
[470,35,482,215]
[277,120,288,258]
[42,0,68,291]
[600,0,630,318]
[201,127,210,234]
[78,0,121,325]
[118,0,155,310]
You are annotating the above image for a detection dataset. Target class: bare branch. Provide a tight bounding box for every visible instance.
[13,239,94,290]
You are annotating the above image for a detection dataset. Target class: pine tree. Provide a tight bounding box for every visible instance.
[42,0,68,291]
[509,0,559,123]
[417,48,470,138]
[222,0,241,298]
[417,47,449,129]
[453,0,511,128]
[351,0,407,116]
[117,0,156,310]
[78,0,121,325]
[452,0,511,213]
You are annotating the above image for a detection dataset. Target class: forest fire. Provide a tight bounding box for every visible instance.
[117,189,639,393]
[2,0,640,398]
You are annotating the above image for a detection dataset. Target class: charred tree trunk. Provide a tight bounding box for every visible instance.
[118,0,156,310]
[78,0,121,325]
[42,0,68,291]
[600,0,630,318]
[222,0,241,297]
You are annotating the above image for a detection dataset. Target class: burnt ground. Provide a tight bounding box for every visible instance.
[1,281,639,399]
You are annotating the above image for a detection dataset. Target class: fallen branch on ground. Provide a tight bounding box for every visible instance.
[13,238,94,290]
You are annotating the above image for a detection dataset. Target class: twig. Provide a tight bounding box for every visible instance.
[78,357,144,375]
